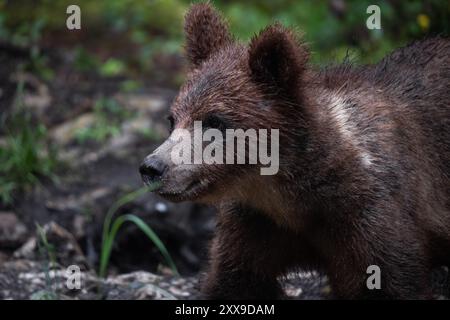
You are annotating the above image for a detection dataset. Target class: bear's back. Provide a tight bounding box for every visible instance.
[374,38,450,179]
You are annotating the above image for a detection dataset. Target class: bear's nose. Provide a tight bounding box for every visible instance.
[139,156,167,184]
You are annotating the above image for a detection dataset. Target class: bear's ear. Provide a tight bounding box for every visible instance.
[184,3,232,67]
[248,23,309,100]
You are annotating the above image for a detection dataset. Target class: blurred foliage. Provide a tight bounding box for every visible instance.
[99,58,127,77]
[33,223,59,300]
[1,0,448,76]
[0,0,449,203]
[75,97,134,144]
[0,81,58,204]
[211,0,449,63]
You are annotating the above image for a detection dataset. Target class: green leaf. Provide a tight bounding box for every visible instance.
[99,58,126,77]
[98,183,176,279]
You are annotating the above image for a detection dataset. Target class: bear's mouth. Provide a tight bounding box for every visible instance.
[156,178,212,202]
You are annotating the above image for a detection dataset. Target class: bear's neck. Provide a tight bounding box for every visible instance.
[237,84,376,230]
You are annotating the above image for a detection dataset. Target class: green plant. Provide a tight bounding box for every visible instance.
[99,184,178,278]
[0,83,58,204]
[73,46,100,73]
[99,58,126,77]
[75,97,133,144]
[74,120,120,144]
[120,80,142,93]
[0,9,54,80]
[33,223,58,300]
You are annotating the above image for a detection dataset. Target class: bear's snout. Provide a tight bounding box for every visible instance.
[139,155,167,186]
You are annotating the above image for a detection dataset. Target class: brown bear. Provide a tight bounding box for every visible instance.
[140,3,450,299]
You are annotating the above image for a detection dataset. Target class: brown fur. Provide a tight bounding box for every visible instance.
[184,2,232,67]
[140,3,450,299]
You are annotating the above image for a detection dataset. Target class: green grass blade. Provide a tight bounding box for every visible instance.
[99,215,127,278]
[123,214,179,276]
[100,184,161,261]
[99,213,178,278]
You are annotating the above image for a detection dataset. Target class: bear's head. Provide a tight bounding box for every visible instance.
[140,3,310,204]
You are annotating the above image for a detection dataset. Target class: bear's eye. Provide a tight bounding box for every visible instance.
[167,115,175,133]
[203,114,227,131]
